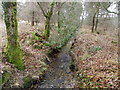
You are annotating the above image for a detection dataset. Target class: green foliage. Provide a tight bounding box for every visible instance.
[32,32,39,40]
[80,53,90,60]
[111,40,117,44]
[31,32,47,49]
[0,71,11,86]
[22,75,32,88]
[87,46,102,52]
[34,43,43,49]
[39,61,48,74]
[44,42,51,47]
[49,2,82,50]
[77,73,99,88]
[39,67,48,73]
[43,28,50,40]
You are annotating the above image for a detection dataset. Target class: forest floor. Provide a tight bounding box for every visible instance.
[0,21,49,88]
[71,26,118,88]
[0,21,119,88]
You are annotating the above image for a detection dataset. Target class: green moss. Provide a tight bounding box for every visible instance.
[43,15,51,40]
[3,2,24,70]
[43,2,54,40]
[43,28,50,40]
[6,40,24,70]
[0,71,11,86]
[22,75,32,88]
[0,77,2,86]
[44,42,51,46]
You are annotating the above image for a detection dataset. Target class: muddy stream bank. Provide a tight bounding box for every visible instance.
[37,39,76,88]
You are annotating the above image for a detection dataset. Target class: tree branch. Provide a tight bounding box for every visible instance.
[37,2,47,17]
[101,3,120,15]
[48,1,55,16]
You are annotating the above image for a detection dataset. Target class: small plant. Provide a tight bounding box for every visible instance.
[80,52,90,60]
[87,46,102,52]
[44,42,51,47]
[32,32,39,40]
[97,32,100,34]
[111,41,117,44]
[77,73,100,88]
[22,75,32,88]
[0,71,11,86]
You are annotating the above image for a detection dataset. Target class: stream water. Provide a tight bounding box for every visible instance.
[38,40,75,88]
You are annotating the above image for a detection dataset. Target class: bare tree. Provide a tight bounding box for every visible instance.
[91,3,100,33]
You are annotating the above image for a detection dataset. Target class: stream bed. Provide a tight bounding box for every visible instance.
[38,40,75,88]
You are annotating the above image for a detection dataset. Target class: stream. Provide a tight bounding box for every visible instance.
[0,21,76,88]
[37,40,75,88]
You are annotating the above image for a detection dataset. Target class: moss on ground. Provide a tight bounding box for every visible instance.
[0,71,11,87]
[22,75,33,88]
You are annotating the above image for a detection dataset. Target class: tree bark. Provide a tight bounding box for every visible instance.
[43,2,54,40]
[43,17,50,40]
[57,2,61,29]
[118,1,120,83]
[95,11,99,32]
[37,2,54,40]
[2,2,24,70]
[91,4,100,33]
[31,11,35,26]
[91,12,96,33]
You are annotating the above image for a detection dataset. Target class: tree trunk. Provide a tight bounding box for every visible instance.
[92,4,100,33]
[118,1,120,82]
[91,12,96,33]
[31,11,34,26]
[43,17,50,40]
[57,2,60,29]
[95,12,99,32]
[2,2,24,70]
[58,8,60,29]
[43,2,54,40]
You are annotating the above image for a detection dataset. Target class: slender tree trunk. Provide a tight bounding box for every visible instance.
[43,2,54,40]
[58,8,60,29]
[92,4,100,33]
[117,1,120,63]
[95,12,99,31]
[2,2,24,70]
[81,11,85,27]
[43,17,50,40]
[37,2,54,40]
[31,11,34,26]
[91,12,96,33]
[118,1,120,83]
[57,2,60,29]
